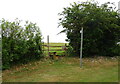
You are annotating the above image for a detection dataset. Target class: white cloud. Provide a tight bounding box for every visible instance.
[0,0,119,43]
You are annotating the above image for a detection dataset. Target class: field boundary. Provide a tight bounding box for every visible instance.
[42,35,69,56]
[42,44,68,56]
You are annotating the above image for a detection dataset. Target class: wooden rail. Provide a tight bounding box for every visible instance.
[42,35,68,56]
[42,44,68,56]
[42,45,69,47]
[43,49,64,51]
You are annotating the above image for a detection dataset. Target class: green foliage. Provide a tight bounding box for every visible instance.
[1,18,43,70]
[65,45,74,57]
[59,1,120,57]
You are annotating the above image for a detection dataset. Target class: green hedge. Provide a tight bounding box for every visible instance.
[1,19,43,70]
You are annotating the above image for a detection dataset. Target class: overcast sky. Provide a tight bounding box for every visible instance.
[0,0,120,43]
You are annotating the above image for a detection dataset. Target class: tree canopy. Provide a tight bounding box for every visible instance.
[59,1,120,57]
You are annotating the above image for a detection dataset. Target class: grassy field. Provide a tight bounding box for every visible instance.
[2,56,118,82]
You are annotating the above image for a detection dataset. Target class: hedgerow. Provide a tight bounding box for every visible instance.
[1,19,43,70]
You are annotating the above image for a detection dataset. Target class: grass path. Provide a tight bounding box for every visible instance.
[2,57,118,82]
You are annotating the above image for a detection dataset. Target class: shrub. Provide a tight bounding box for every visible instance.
[1,19,43,70]
[65,45,74,57]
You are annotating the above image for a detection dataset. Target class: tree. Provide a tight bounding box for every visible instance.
[1,19,43,69]
[58,1,120,57]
